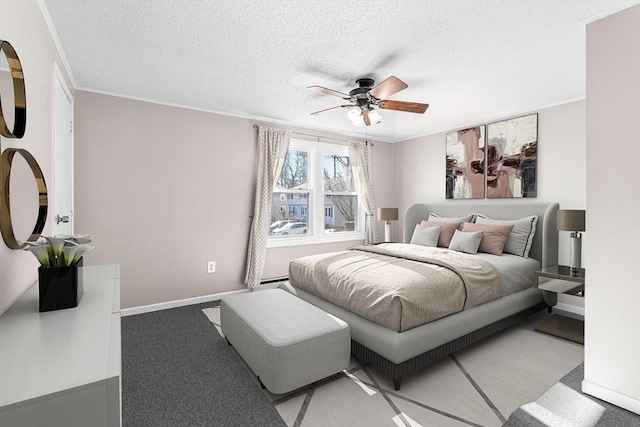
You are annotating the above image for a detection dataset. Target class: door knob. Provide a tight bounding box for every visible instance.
[55,214,70,224]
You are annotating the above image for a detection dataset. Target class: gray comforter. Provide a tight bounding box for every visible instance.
[288,243,503,332]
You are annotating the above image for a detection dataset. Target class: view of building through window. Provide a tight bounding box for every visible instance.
[270,142,359,238]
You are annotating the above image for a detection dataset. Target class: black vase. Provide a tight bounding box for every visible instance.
[38,258,84,312]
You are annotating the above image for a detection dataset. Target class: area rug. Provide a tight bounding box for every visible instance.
[202,306,224,337]
[203,306,584,427]
[504,363,640,426]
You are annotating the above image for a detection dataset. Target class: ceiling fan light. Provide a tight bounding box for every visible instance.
[347,106,364,126]
[351,117,365,127]
[368,108,382,124]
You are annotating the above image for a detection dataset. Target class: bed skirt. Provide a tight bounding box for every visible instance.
[280,282,546,389]
[351,302,546,390]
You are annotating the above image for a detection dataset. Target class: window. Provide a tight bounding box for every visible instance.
[324,206,333,219]
[323,153,357,233]
[269,139,362,246]
[269,148,310,238]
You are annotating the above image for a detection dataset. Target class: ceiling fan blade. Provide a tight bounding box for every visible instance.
[310,105,352,115]
[362,108,371,126]
[307,85,351,100]
[379,100,429,114]
[369,76,408,100]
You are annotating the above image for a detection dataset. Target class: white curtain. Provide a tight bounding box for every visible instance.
[244,127,291,289]
[348,140,378,244]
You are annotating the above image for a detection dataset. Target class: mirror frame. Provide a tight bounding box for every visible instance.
[0,148,48,249]
[0,39,27,139]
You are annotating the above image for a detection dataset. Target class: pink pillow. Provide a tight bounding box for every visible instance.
[420,220,462,248]
[462,222,514,255]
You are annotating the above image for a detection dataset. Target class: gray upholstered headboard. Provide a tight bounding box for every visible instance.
[404,202,559,268]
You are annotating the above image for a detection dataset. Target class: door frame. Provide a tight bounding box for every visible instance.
[52,63,74,235]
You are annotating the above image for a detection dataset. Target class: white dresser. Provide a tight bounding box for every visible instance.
[0,265,121,427]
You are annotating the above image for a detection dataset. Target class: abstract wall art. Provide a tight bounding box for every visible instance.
[445,126,485,199]
[486,113,538,198]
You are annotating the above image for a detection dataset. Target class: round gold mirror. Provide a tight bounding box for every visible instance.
[0,40,27,139]
[0,148,48,249]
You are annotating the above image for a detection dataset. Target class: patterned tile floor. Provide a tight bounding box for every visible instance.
[203,307,584,427]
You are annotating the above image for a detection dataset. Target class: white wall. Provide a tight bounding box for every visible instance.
[584,4,640,414]
[393,100,587,311]
[0,1,74,316]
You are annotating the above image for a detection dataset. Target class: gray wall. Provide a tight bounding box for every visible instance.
[73,91,394,308]
[584,4,640,412]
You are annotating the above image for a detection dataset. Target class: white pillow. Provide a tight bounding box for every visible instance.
[428,212,475,224]
[410,224,441,247]
[475,214,538,257]
[448,229,484,254]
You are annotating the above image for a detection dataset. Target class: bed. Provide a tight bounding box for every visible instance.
[282,202,559,390]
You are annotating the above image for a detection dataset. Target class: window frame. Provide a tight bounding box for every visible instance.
[268,139,364,248]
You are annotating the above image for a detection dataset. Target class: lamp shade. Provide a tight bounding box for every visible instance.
[378,208,398,221]
[368,108,383,125]
[557,210,585,232]
[347,106,365,127]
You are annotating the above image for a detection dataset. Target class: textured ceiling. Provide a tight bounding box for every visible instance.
[42,0,635,142]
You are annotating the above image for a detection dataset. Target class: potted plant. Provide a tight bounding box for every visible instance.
[22,235,94,312]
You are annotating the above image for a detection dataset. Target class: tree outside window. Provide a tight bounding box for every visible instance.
[324,154,357,233]
[269,140,361,243]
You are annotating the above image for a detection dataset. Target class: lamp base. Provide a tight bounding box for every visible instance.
[569,232,582,273]
[384,221,391,243]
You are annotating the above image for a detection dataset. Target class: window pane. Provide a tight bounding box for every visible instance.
[277,150,308,190]
[270,192,309,236]
[324,154,354,192]
[323,195,357,233]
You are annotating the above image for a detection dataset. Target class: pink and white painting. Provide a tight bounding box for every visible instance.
[445,126,485,199]
[486,114,538,198]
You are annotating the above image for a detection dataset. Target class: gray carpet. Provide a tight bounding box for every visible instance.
[503,363,640,426]
[121,302,286,426]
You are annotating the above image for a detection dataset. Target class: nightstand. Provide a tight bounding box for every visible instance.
[533,265,585,344]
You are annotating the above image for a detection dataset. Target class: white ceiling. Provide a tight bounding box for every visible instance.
[42,0,635,142]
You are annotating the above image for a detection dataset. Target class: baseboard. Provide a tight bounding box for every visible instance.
[582,380,640,415]
[121,289,249,317]
[555,302,585,316]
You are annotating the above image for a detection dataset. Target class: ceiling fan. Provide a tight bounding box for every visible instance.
[308,76,429,127]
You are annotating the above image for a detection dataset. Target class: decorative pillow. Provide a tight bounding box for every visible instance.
[420,220,462,248]
[428,212,475,224]
[448,229,484,254]
[409,224,441,247]
[462,222,514,255]
[475,214,538,257]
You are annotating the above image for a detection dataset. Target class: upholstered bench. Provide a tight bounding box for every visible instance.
[220,288,350,394]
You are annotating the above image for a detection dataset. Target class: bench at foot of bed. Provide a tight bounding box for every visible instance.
[220,289,350,394]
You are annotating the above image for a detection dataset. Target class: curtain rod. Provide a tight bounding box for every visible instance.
[252,124,373,146]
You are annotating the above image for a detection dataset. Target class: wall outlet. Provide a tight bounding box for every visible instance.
[207,261,216,273]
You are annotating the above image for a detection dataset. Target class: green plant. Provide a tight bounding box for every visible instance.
[22,235,94,268]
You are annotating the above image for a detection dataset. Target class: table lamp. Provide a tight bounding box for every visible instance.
[557,210,585,273]
[378,208,398,243]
